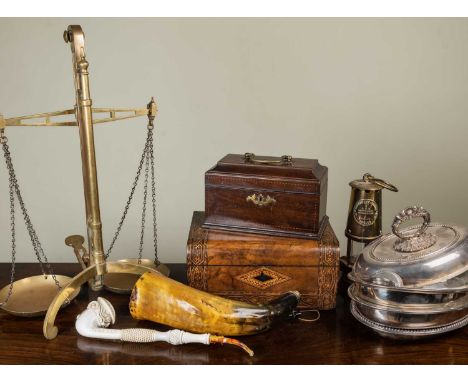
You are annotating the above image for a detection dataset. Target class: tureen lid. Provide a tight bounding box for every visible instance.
[352,206,468,289]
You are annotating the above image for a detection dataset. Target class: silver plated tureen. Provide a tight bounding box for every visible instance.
[348,206,468,339]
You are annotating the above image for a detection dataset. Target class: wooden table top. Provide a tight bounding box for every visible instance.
[0,263,467,364]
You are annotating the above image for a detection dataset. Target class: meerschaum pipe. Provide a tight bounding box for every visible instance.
[75,297,254,356]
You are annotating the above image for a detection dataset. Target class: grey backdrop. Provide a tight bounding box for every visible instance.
[0,18,467,265]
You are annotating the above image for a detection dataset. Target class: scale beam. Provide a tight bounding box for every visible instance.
[0,105,155,128]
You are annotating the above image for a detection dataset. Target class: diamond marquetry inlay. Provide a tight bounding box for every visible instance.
[235,267,291,290]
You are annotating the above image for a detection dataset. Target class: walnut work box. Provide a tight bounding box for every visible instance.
[187,211,340,309]
[203,153,328,240]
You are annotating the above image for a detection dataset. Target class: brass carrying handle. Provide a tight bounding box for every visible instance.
[244,153,292,165]
[246,193,277,207]
[363,173,398,192]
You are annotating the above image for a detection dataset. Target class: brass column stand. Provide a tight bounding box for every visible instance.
[0,25,166,339]
[42,26,166,340]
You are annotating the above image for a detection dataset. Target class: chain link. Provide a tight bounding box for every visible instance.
[105,125,158,260]
[3,142,45,273]
[1,137,62,303]
[148,130,159,263]
[0,172,17,306]
[137,145,150,261]
[1,115,160,303]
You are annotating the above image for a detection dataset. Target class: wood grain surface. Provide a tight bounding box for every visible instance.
[187,211,339,309]
[0,263,467,364]
[203,153,328,239]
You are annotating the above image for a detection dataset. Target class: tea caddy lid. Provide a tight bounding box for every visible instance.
[353,206,468,289]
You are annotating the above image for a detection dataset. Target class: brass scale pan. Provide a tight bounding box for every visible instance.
[0,26,169,316]
[103,258,170,294]
[0,260,169,316]
[0,275,80,317]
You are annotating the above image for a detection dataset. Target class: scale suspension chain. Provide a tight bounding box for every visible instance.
[0,136,16,305]
[105,120,159,265]
[0,132,62,305]
[148,124,159,264]
[138,138,150,261]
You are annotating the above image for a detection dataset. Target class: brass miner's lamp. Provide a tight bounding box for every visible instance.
[0,25,168,339]
[342,173,398,270]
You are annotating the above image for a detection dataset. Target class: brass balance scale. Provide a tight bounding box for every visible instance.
[0,25,169,339]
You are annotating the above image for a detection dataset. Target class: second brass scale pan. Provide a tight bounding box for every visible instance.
[64,235,170,294]
[0,275,80,317]
[103,259,170,294]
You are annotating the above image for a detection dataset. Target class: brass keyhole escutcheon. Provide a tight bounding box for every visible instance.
[246,193,276,207]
